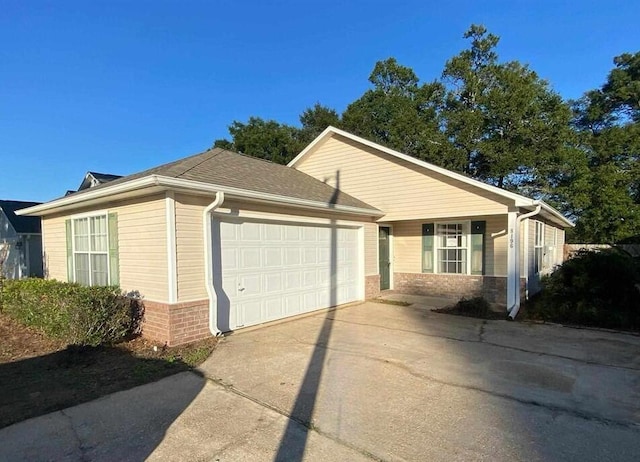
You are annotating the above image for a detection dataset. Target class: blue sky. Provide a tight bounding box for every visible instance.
[2,0,639,202]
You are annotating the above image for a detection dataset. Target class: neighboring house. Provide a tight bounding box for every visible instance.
[65,171,123,196]
[18,127,572,346]
[0,200,44,279]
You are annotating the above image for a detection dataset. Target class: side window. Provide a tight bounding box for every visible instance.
[534,221,544,274]
[66,213,119,286]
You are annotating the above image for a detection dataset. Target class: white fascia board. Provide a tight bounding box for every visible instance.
[523,200,574,228]
[287,126,335,167]
[17,174,383,218]
[16,177,161,216]
[156,176,383,217]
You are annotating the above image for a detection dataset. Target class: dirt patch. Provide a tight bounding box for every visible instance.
[0,313,217,429]
[433,297,506,320]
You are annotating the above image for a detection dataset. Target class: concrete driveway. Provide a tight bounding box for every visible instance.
[1,298,640,461]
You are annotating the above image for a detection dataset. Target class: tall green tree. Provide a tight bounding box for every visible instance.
[568,52,640,243]
[341,58,450,165]
[441,25,576,197]
[298,103,341,143]
[213,117,305,164]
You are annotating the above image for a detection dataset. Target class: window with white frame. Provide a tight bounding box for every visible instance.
[534,220,544,274]
[423,221,485,275]
[436,222,468,274]
[72,215,109,286]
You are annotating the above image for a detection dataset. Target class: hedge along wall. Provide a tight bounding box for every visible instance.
[1,278,143,346]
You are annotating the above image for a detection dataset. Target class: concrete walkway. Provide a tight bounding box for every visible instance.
[1,300,640,461]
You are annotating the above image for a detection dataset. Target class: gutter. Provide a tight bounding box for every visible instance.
[203,192,225,336]
[17,175,382,218]
[508,204,542,320]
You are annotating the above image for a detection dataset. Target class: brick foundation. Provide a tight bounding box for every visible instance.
[365,274,381,299]
[392,273,525,306]
[142,299,210,346]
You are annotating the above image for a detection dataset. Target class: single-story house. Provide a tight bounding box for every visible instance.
[0,200,44,279]
[18,127,572,345]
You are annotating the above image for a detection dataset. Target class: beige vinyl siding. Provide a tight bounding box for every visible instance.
[41,195,168,302]
[391,215,507,276]
[42,215,67,281]
[557,228,565,265]
[174,194,377,302]
[175,194,207,302]
[544,221,565,268]
[364,223,378,276]
[114,196,168,302]
[296,135,511,221]
[391,221,422,273]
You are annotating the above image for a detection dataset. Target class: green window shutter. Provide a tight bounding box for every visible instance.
[108,212,120,286]
[65,219,73,282]
[470,221,486,275]
[422,223,434,273]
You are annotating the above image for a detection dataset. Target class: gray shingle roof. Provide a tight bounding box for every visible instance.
[65,149,378,212]
[0,200,42,234]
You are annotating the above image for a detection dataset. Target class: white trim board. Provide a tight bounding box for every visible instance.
[165,192,178,304]
[289,126,573,228]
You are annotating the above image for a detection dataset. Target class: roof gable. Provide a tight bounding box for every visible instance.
[289,127,573,227]
[0,200,42,234]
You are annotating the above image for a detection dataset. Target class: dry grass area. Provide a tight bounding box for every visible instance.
[0,313,217,429]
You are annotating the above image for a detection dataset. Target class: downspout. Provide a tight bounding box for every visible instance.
[203,191,225,336]
[508,204,542,320]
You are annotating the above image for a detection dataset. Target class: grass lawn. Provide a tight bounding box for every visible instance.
[0,312,217,429]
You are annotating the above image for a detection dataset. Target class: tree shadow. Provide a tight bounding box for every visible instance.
[274,172,341,461]
[0,345,206,461]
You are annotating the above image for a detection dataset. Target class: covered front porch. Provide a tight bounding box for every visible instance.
[374,214,526,308]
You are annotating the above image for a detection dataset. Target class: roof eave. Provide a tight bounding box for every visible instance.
[517,200,574,228]
[17,175,383,218]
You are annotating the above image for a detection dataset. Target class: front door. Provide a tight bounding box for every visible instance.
[379,226,390,290]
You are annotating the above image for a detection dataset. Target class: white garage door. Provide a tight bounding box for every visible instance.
[215,218,361,330]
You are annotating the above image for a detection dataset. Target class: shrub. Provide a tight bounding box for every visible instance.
[2,279,143,346]
[528,249,640,330]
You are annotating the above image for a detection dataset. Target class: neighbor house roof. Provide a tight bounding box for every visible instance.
[289,126,574,227]
[78,171,123,191]
[18,148,382,217]
[0,200,42,233]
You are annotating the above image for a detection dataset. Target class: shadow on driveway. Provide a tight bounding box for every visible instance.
[0,349,206,461]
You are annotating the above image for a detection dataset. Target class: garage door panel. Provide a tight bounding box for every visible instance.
[285,271,301,289]
[221,248,237,269]
[303,248,317,264]
[220,222,237,240]
[222,276,238,296]
[285,294,300,315]
[265,298,283,318]
[241,248,260,268]
[241,222,261,240]
[264,248,283,267]
[285,248,301,265]
[216,218,361,330]
[265,273,282,293]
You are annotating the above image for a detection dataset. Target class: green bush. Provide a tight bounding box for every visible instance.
[528,249,640,330]
[2,279,143,346]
